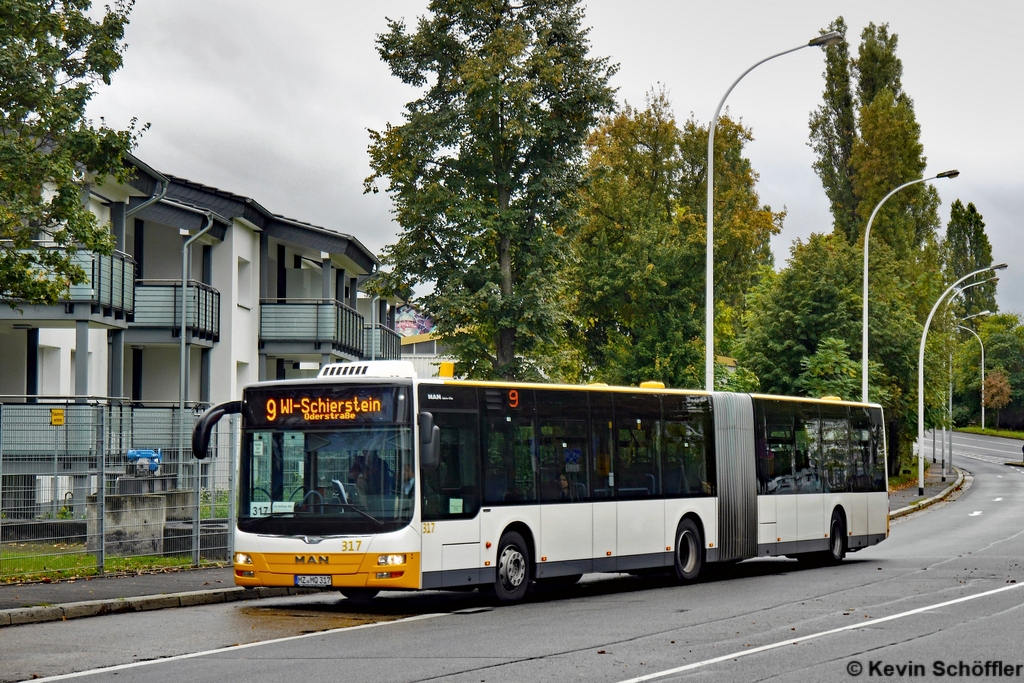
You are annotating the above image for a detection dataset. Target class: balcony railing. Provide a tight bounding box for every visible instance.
[363,323,401,360]
[25,248,136,315]
[132,280,221,341]
[260,298,364,357]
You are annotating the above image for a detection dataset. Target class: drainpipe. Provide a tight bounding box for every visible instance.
[180,214,213,566]
[126,178,168,219]
[371,295,380,361]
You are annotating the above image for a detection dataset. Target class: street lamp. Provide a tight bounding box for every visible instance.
[705,30,842,391]
[862,170,959,402]
[958,313,990,429]
[918,264,1007,495]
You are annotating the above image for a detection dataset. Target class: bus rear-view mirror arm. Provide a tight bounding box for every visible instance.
[418,412,441,471]
[192,400,243,460]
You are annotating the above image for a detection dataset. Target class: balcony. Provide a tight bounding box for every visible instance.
[363,323,401,360]
[131,280,221,341]
[64,250,137,315]
[260,298,364,358]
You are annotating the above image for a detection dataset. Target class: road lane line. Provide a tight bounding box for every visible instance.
[615,582,1024,683]
[27,612,448,682]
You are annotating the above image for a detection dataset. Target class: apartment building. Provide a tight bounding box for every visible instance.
[0,154,401,406]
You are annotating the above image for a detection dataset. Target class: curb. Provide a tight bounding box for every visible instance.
[0,585,316,629]
[889,467,965,520]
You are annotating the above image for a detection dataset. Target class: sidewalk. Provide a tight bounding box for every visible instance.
[0,566,313,627]
[888,461,964,517]
[2,466,966,628]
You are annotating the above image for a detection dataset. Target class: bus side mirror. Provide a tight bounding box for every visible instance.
[192,400,243,459]
[419,412,440,471]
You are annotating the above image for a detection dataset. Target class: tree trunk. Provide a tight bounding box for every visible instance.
[496,183,515,379]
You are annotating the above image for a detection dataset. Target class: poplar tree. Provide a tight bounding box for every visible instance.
[365,0,616,380]
[944,200,996,317]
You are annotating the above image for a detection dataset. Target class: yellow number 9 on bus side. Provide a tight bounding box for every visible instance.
[266,398,276,422]
[508,389,519,409]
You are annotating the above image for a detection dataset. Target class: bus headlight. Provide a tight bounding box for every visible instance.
[234,553,253,565]
[377,554,406,566]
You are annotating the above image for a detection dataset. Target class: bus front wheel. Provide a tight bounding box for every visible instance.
[340,588,379,603]
[673,519,704,583]
[490,531,531,603]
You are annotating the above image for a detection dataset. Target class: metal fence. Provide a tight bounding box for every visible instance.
[0,401,237,581]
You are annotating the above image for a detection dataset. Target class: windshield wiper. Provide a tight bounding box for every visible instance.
[320,502,385,525]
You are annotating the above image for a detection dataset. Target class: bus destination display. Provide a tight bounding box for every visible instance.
[244,386,405,428]
[266,395,383,422]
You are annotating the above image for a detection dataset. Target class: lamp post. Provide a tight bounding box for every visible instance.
[862,170,959,403]
[958,312,990,429]
[918,264,1007,495]
[705,30,841,391]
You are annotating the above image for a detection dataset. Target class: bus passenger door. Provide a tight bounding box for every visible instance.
[419,406,482,588]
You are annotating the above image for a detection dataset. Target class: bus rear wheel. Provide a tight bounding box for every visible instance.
[489,531,531,603]
[673,519,704,583]
[824,511,847,565]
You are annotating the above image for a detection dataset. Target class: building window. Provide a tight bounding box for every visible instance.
[237,257,251,308]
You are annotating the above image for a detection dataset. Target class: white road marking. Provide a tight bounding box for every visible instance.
[615,582,1024,683]
[969,511,983,516]
[28,612,448,682]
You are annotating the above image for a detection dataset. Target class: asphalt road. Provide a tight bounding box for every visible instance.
[3,432,1023,683]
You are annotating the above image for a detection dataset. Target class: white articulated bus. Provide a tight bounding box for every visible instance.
[192,360,888,603]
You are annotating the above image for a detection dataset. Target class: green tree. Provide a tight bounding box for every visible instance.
[567,91,779,388]
[739,233,915,411]
[808,18,857,242]
[944,200,996,317]
[852,22,904,107]
[365,0,616,380]
[1,0,141,306]
[794,337,859,400]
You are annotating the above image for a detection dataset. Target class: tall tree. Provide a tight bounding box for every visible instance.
[983,369,1011,429]
[852,22,904,107]
[808,18,857,242]
[365,0,616,380]
[944,200,996,317]
[850,87,939,263]
[568,92,779,388]
[1,0,141,306]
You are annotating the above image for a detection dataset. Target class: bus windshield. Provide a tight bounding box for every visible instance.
[239,384,413,535]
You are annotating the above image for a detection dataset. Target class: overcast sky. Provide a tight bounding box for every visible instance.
[88,1,1023,313]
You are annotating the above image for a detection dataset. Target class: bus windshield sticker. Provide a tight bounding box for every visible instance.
[449,498,463,514]
[272,501,295,514]
[250,502,270,517]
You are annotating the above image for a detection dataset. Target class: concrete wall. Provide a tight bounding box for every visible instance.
[133,345,202,403]
[0,327,27,395]
[208,219,258,404]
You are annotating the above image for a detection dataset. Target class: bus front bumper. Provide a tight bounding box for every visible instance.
[232,551,421,590]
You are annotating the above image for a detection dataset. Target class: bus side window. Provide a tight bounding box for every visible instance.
[482,388,536,504]
[662,394,711,497]
[613,393,661,499]
[820,404,851,493]
[536,389,590,503]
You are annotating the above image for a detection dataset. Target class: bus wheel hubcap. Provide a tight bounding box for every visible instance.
[499,546,525,589]
[678,531,697,574]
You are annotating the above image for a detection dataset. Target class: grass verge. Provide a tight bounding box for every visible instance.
[957,426,1024,441]
[1,542,224,583]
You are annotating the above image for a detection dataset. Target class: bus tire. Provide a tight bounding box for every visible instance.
[340,588,379,603]
[673,518,704,583]
[491,530,531,603]
[824,510,846,565]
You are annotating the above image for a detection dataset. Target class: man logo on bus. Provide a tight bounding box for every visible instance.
[295,555,329,564]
